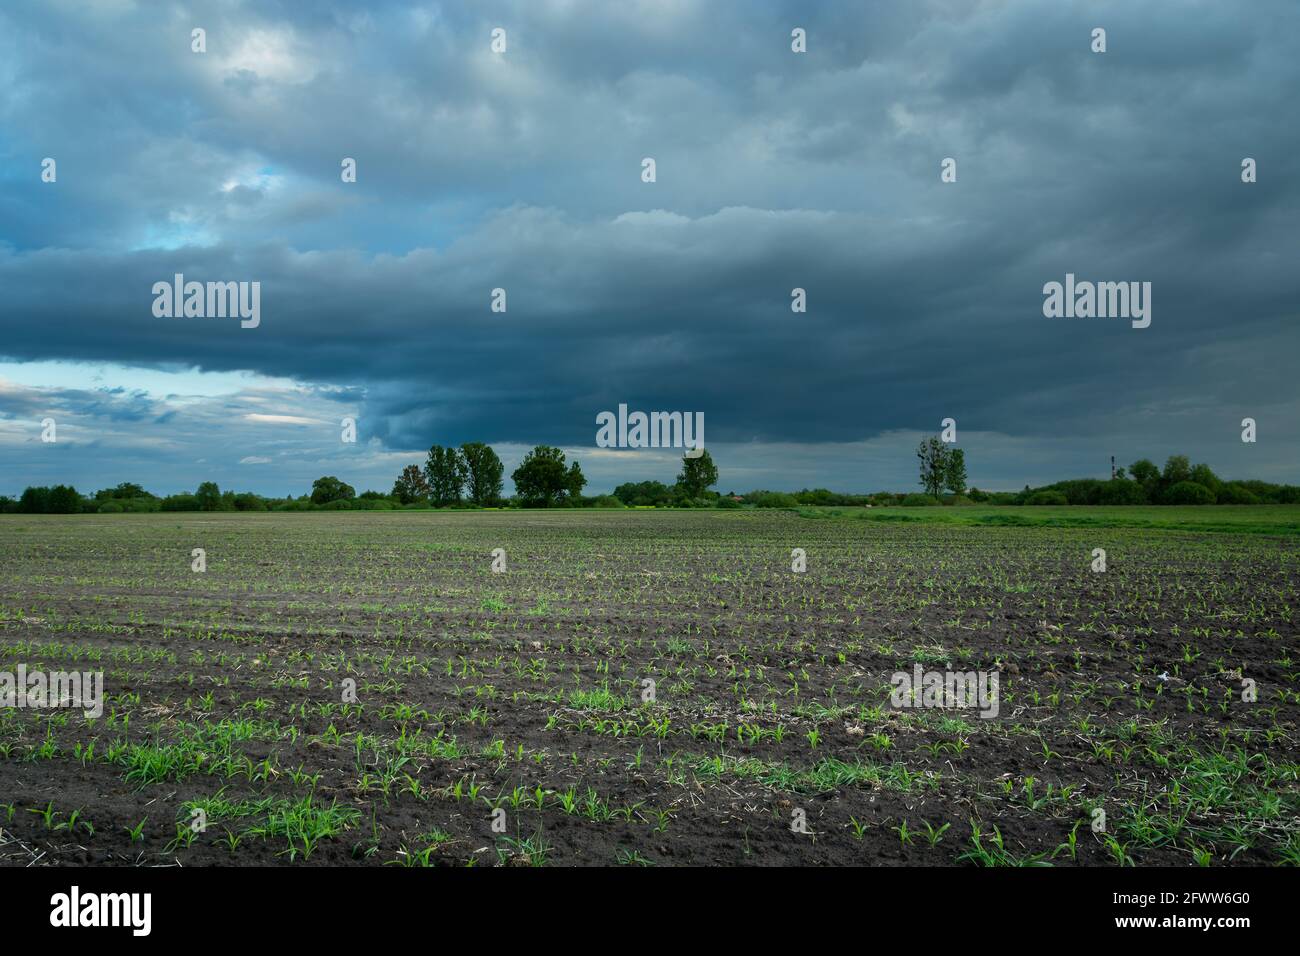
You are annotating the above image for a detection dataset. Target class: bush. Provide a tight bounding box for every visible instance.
[1026,491,1069,506]
[1097,479,1147,505]
[714,496,741,509]
[1046,479,1106,505]
[900,494,942,507]
[985,492,1021,506]
[311,476,356,505]
[791,488,870,507]
[1217,482,1261,505]
[588,495,625,509]
[613,480,673,507]
[744,491,800,508]
[122,497,161,513]
[1164,481,1215,505]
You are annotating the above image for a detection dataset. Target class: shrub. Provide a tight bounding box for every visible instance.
[272,499,313,512]
[1097,479,1147,505]
[1047,479,1106,505]
[613,481,673,507]
[1026,491,1069,506]
[311,476,356,505]
[121,497,161,513]
[985,492,1021,506]
[1217,482,1261,505]
[900,494,942,507]
[793,488,874,506]
[744,491,800,508]
[1164,481,1215,505]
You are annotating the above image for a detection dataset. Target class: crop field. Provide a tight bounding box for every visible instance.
[1,508,1297,867]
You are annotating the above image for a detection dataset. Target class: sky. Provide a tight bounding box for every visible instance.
[1,0,1297,497]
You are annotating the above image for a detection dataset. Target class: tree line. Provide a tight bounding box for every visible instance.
[1006,455,1300,507]
[1,446,721,514]
[4,440,1296,514]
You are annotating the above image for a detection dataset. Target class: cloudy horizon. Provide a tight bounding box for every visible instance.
[2,0,1297,498]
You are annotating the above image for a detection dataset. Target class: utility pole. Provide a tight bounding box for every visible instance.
[1110,456,1116,480]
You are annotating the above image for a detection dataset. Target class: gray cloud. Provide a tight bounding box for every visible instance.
[1,0,1297,494]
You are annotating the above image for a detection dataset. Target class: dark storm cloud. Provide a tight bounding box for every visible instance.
[1,0,1297,489]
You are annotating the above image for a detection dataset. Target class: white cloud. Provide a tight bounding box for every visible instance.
[244,414,326,426]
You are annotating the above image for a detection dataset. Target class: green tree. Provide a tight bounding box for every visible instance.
[460,442,505,505]
[1098,478,1147,505]
[195,481,222,511]
[1217,482,1261,505]
[19,485,82,513]
[424,445,468,505]
[677,449,719,498]
[310,476,356,505]
[916,436,948,498]
[943,447,968,495]
[565,461,587,501]
[1129,459,1160,490]
[1190,462,1221,497]
[47,485,82,513]
[613,480,674,506]
[392,464,431,505]
[1162,455,1192,486]
[96,482,151,501]
[1165,480,1215,505]
[512,446,579,507]
[19,486,51,513]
